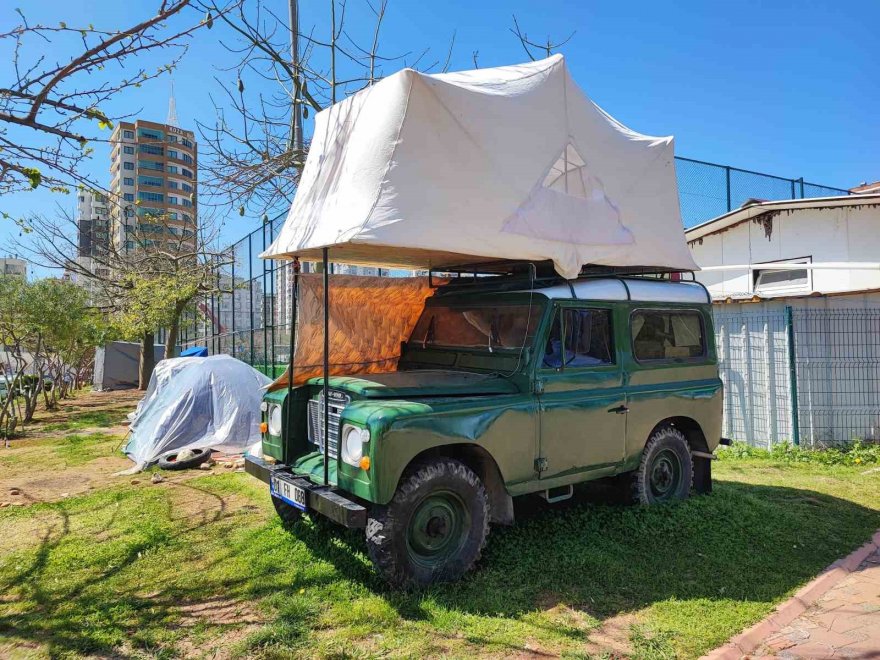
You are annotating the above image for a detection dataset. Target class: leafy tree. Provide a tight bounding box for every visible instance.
[0,277,108,437]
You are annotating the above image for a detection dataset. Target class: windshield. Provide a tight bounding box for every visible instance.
[409,304,541,351]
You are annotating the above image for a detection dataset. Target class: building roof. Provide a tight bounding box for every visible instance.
[684,193,880,242]
[850,181,880,194]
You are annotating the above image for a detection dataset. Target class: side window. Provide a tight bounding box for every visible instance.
[631,310,705,362]
[543,307,614,368]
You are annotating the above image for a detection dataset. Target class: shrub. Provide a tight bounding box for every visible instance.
[719,439,880,466]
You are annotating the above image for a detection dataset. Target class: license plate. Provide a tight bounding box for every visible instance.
[270,474,307,511]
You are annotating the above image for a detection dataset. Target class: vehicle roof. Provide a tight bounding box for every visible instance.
[519,278,710,304]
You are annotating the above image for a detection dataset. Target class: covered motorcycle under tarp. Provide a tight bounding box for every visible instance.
[122,355,271,471]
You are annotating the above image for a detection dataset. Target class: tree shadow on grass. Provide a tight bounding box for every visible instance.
[291,479,880,621]
[1,478,877,658]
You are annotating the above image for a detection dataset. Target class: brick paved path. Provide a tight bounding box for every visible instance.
[750,546,880,659]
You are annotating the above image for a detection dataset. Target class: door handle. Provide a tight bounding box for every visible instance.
[608,405,629,414]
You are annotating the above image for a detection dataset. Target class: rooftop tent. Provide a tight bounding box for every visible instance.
[262,55,697,278]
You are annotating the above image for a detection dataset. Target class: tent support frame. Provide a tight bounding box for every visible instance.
[285,257,300,463]
[322,248,330,486]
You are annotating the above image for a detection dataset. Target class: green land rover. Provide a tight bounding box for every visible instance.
[245,270,725,586]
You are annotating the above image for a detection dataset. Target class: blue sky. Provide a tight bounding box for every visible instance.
[2,0,877,272]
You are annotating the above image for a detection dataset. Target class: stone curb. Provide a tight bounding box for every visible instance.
[700,529,880,660]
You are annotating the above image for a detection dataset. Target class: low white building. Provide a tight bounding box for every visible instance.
[686,194,880,448]
[687,194,880,306]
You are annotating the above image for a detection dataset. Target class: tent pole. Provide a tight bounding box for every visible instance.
[285,257,300,451]
[322,247,330,487]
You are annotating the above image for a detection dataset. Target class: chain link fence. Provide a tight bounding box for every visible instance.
[715,307,880,448]
[676,157,850,228]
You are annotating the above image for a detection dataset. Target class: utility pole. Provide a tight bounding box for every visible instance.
[289,0,303,154]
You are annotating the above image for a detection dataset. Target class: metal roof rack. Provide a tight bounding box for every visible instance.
[429,260,696,294]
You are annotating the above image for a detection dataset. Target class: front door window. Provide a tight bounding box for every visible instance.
[543,308,614,369]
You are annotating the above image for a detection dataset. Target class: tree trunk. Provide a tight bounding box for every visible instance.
[164,301,187,359]
[139,331,156,390]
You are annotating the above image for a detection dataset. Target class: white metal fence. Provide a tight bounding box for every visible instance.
[714,307,880,447]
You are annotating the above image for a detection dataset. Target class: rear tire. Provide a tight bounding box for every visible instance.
[366,458,489,587]
[272,495,304,525]
[631,426,693,505]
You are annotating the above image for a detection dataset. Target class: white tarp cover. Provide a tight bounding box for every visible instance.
[123,355,271,468]
[262,54,697,278]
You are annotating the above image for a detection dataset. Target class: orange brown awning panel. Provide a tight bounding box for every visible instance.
[269,274,440,391]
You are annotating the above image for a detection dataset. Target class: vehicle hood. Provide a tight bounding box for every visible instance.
[307,370,519,398]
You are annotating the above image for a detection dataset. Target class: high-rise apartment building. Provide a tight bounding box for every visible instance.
[72,191,113,293]
[76,191,111,258]
[108,119,197,253]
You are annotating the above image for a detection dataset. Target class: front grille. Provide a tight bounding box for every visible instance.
[307,390,350,459]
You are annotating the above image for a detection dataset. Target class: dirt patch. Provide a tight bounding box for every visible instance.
[0,454,131,504]
[172,597,266,659]
[583,612,637,658]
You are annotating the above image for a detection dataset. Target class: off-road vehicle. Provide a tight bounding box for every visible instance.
[246,267,724,586]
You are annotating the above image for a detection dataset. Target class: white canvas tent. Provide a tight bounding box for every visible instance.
[262,55,696,278]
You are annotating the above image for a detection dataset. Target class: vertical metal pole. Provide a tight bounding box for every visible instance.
[798,177,805,199]
[262,223,269,376]
[322,247,330,486]
[785,305,800,446]
[269,220,277,377]
[725,166,732,212]
[790,179,796,200]
[248,233,255,366]
[286,257,300,455]
[231,249,236,358]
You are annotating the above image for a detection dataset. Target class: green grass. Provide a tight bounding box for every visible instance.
[50,432,124,466]
[0,438,878,658]
[41,410,119,432]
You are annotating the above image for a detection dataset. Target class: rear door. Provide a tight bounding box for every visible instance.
[537,303,627,479]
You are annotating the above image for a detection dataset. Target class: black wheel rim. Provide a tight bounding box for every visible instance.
[406,490,470,569]
[649,448,682,501]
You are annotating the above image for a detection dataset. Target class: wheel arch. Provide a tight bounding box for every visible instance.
[648,416,712,494]
[399,443,514,525]
[651,416,709,454]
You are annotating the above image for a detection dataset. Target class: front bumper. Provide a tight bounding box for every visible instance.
[245,454,367,528]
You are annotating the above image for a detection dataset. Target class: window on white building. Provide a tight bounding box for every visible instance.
[753,257,812,294]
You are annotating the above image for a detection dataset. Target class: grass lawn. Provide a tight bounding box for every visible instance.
[0,391,878,658]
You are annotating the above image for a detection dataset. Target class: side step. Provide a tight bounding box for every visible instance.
[539,484,574,503]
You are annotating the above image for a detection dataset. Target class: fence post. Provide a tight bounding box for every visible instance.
[785,305,800,446]
[725,166,732,212]
[798,177,804,199]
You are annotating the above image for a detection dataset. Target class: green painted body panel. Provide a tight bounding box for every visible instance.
[258,284,723,508]
[305,371,519,398]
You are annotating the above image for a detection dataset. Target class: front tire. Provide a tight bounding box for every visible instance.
[631,426,693,505]
[366,458,490,587]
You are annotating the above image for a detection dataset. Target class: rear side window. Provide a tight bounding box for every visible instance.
[631,310,705,362]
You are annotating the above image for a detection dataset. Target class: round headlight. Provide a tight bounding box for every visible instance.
[268,404,283,436]
[341,424,369,466]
